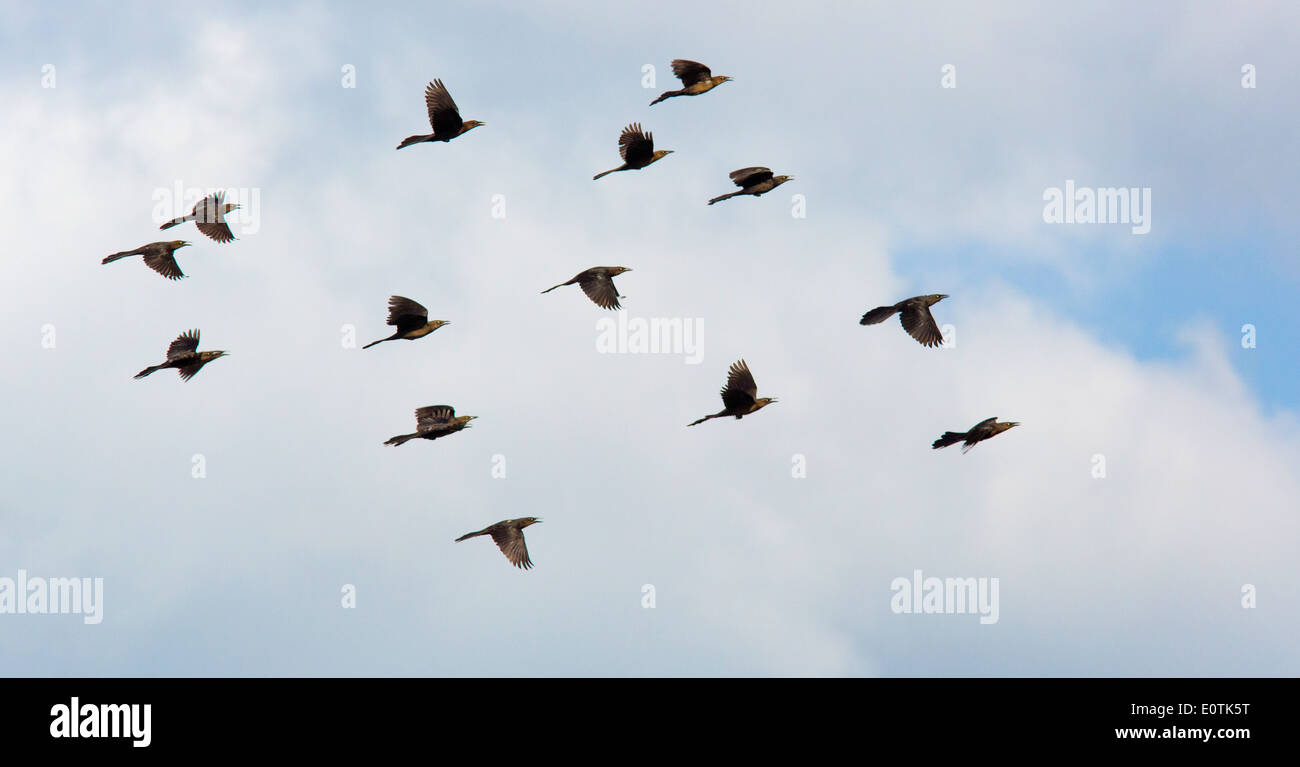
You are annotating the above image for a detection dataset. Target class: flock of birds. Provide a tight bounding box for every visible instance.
[100,59,1018,570]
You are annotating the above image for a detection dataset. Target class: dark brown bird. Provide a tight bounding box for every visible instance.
[396,79,484,149]
[689,359,777,426]
[859,294,949,348]
[649,59,733,106]
[455,517,542,570]
[384,405,476,446]
[593,123,673,180]
[932,417,1020,453]
[708,167,794,205]
[103,240,191,280]
[134,329,229,381]
[541,266,631,309]
[160,191,238,244]
[363,296,448,349]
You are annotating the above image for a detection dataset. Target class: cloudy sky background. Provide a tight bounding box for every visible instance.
[1,0,1297,675]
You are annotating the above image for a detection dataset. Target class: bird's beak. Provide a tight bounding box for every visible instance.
[1009,422,1020,428]
[724,76,735,82]
[939,294,950,299]
[181,241,192,248]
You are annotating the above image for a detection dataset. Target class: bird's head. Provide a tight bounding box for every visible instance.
[613,267,632,275]
[222,203,241,214]
[428,320,451,331]
[462,120,485,132]
[520,517,542,528]
[715,75,734,85]
[457,415,478,428]
[755,397,777,411]
[200,350,229,363]
[997,421,1020,434]
[651,150,674,162]
[926,294,949,306]
[773,175,794,187]
[174,240,191,249]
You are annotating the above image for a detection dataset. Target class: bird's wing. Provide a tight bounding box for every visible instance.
[671,59,712,86]
[729,167,772,187]
[489,525,533,570]
[142,251,184,280]
[196,220,235,244]
[720,359,758,409]
[425,79,464,134]
[193,191,223,217]
[177,360,206,381]
[900,305,944,347]
[386,295,429,326]
[972,417,998,430]
[618,123,654,165]
[578,273,621,310]
[415,405,456,432]
[166,330,200,360]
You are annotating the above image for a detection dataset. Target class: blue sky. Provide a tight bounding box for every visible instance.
[1,1,1297,676]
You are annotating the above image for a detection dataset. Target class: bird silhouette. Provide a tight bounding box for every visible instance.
[593,123,673,180]
[396,80,484,149]
[860,294,949,348]
[689,359,777,426]
[456,518,541,570]
[649,59,733,106]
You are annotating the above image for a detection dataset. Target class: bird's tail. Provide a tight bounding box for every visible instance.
[860,306,899,326]
[396,134,427,150]
[361,338,386,349]
[159,215,191,230]
[708,191,742,206]
[102,250,137,264]
[932,431,967,450]
[649,90,678,106]
[540,282,569,294]
[454,529,488,542]
[688,414,720,427]
[134,364,163,379]
[384,433,418,446]
[592,167,620,181]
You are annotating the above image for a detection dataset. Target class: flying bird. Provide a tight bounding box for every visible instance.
[456,517,542,570]
[708,167,794,205]
[134,329,228,381]
[593,123,673,180]
[160,191,238,244]
[363,296,449,349]
[541,266,631,310]
[932,417,1020,453]
[688,359,777,426]
[102,240,191,280]
[384,405,477,446]
[396,79,484,149]
[859,294,949,348]
[649,59,733,106]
